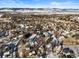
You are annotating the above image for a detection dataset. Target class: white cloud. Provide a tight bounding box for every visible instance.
[0,0,79,8]
[0,0,51,8]
[0,0,30,8]
[33,0,40,2]
[50,1,79,8]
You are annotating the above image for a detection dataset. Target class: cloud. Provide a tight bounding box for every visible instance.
[0,0,79,8]
[33,0,40,2]
[50,1,79,8]
[0,0,30,8]
[0,0,51,8]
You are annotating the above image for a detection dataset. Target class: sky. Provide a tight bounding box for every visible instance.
[0,0,79,8]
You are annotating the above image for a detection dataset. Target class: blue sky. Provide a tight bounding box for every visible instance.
[0,0,79,8]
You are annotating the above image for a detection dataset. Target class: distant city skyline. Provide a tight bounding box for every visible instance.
[0,0,79,8]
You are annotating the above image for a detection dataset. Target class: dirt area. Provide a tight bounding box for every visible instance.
[0,12,79,58]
